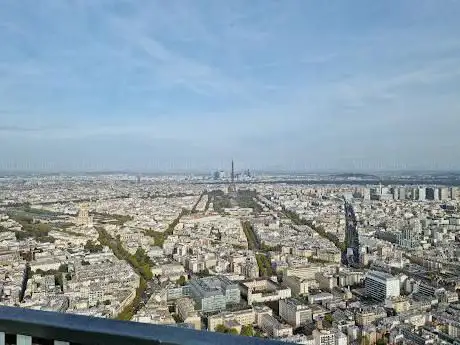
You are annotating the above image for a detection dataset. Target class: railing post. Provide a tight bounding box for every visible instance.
[0,331,5,345]
[16,334,32,345]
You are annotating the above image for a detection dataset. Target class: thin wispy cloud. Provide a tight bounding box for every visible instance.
[0,0,460,171]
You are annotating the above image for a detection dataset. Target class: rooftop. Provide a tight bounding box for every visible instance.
[366,270,397,280]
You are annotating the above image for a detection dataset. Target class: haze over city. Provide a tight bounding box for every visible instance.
[1,1,460,172]
[3,3,460,345]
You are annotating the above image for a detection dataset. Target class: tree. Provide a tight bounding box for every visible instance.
[256,253,274,277]
[177,275,187,286]
[84,240,103,253]
[254,329,264,338]
[240,324,254,337]
[23,202,31,212]
[196,268,211,278]
[58,264,68,272]
[215,324,227,333]
[361,335,371,345]
[54,274,63,288]
[135,247,147,263]
[228,328,238,335]
[376,339,387,345]
[140,264,153,280]
[324,314,333,324]
[215,324,238,335]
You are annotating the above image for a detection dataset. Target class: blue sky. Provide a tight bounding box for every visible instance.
[1,1,460,172]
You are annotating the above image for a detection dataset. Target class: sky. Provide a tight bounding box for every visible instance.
[1,0,460,172]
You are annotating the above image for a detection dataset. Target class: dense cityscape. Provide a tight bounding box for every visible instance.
[1,166,460,345]
[2,0,460,344]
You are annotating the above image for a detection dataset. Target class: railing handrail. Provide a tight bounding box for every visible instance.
[0,306,290,345]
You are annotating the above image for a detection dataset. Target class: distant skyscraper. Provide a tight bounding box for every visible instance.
[433,188,439,201]
[426,187,435,200]
[398,187,406,200]
[418,187,426,201]
[380,186,393,201]
[363,188,371,201]
[440,187,450,201]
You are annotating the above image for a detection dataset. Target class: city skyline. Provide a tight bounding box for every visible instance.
[1,1,460,171]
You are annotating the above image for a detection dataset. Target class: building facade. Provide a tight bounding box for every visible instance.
[188,276,240,313]
[279,298,312,327]
[364,270,400,301]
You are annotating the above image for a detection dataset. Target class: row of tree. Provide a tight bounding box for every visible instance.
[213,196,232,214]
[8,212,57,242]
[95,226,152,320]
[143,208,190,247]
[116,277,147,320]
[314,225,346,252]
[143,229,166,247]
[235,189,262,213]
[215,324,254,336]
[97,227,153,280]
[190,192,206,213]
[241,221,259,250]
[283,207,346,252]
[92,212,133,226]
[256,253,274,277]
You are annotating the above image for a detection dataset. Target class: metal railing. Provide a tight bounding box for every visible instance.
[0,306,289,345]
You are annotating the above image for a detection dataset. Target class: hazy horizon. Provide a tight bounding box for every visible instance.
[1,1,460,171]
[1,168,460,176]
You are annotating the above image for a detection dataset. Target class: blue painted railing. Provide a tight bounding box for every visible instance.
[0,306,291,345]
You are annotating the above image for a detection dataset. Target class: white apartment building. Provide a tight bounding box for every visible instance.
[313,329,336,345]
[448,321,460,338]
[208,308,255,331]
[364,270,400,301]
[282,275,309,296]
[279,298,312,327]
[312,329,347,345]
[176,297,201,330]
[284,266,321,280]
[240,279,291,306]
[335,331,348,345]
[88,289,104,307]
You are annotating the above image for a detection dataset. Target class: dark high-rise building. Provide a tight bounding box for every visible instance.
[342,201,360,266]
